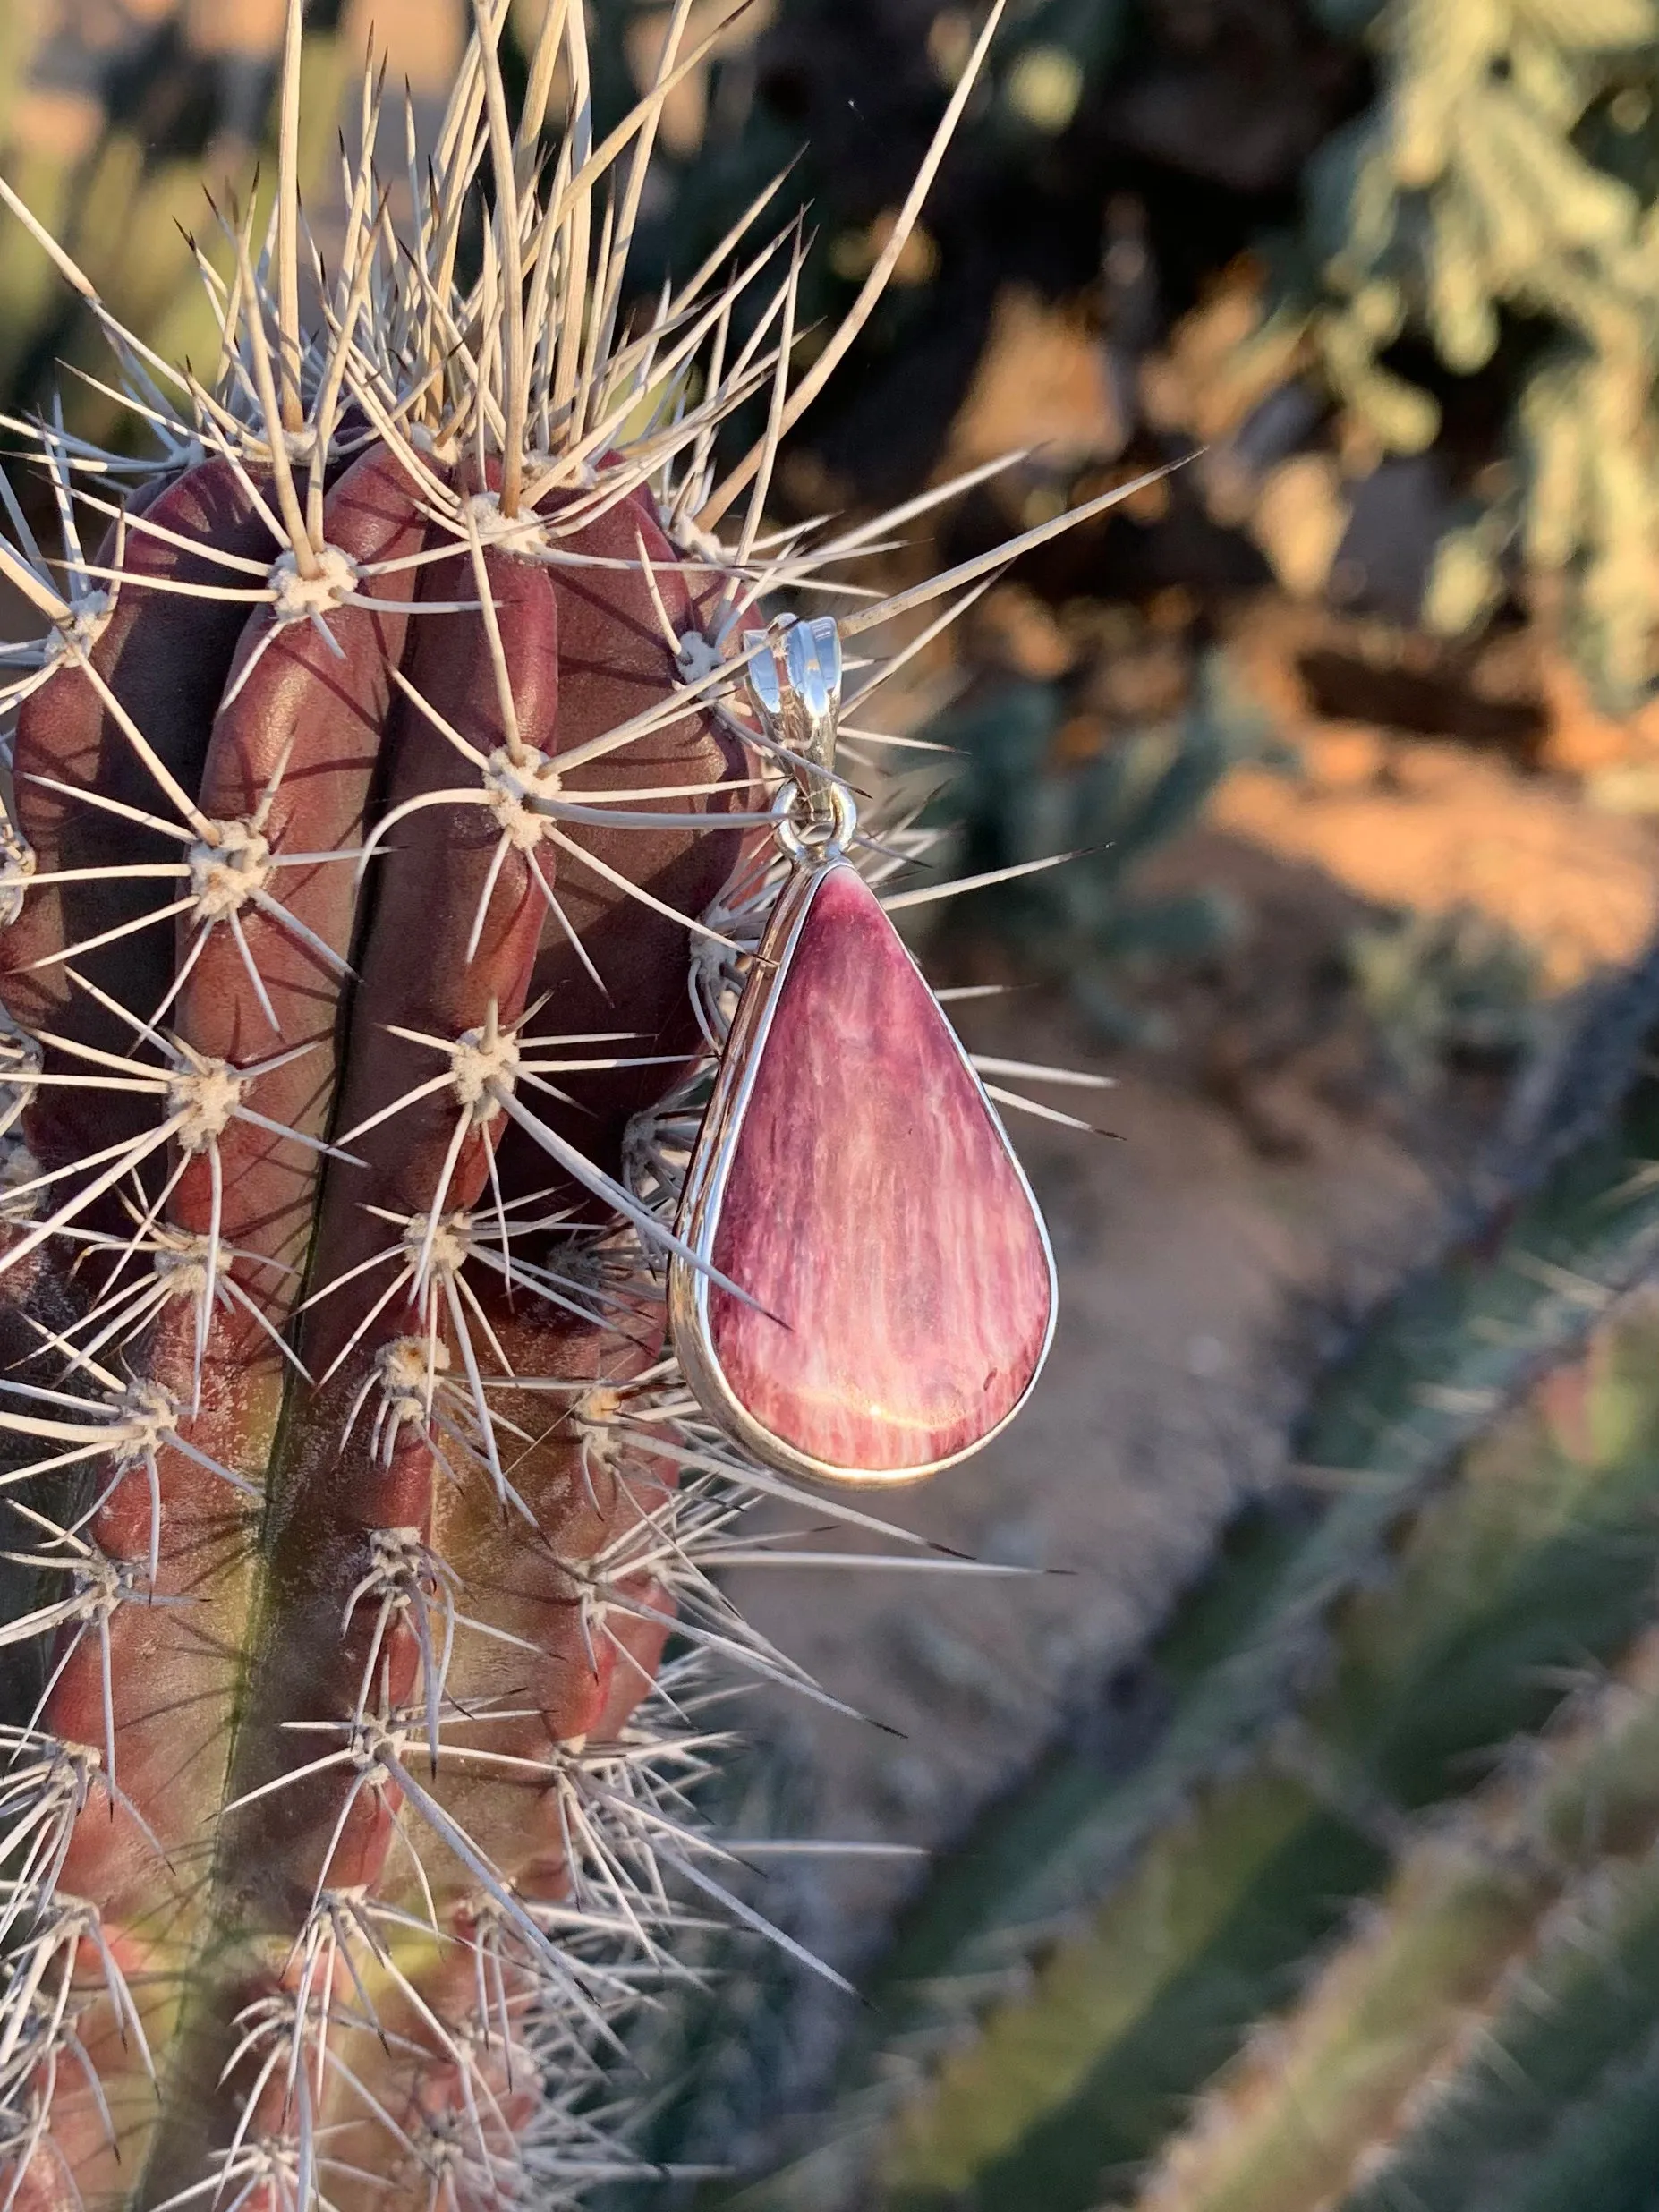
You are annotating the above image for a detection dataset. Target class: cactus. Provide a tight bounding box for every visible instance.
[693,1026,1659,2210]
[870,1308,1659,2212]
[1114,0,1659,699]
[1346,906,1540,1091]
[0,3,1147,2204]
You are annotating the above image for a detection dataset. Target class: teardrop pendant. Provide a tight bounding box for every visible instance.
[668,621,1056,1485]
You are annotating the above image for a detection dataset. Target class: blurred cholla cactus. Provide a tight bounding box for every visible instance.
[1302,0,1659,701]
[1348,905,1541,1091]
[569,2,1659,710]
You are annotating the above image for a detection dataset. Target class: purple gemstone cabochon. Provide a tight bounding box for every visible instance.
[706,864,1053,1472]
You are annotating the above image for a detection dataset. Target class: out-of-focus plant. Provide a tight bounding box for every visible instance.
[1297,0,1659,704]
[596,0,1659,708]
[0,2,302,439]
[1348,906,1541,1090]
[912,649,1271,1039]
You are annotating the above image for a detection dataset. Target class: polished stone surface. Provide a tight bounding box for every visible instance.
[707,864,1052,1472]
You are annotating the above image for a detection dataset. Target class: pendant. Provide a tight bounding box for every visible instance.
[668,617,1056,1485]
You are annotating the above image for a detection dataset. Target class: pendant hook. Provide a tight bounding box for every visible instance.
[743,617,849,854]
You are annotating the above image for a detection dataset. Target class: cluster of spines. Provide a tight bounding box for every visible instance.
[0,3,1144,2207]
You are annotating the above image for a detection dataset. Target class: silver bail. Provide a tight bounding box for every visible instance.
[743,616,843,800]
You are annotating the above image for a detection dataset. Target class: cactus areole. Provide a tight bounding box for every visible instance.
[0,1,1127,2203]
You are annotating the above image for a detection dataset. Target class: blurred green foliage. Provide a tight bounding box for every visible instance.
[913,651,1272,1039]
[1348,906,1541,1090]
[0,1,385,453]
[589,0,1659,708]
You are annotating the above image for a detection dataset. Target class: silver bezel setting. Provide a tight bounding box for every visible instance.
[668,858,1059,1488]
